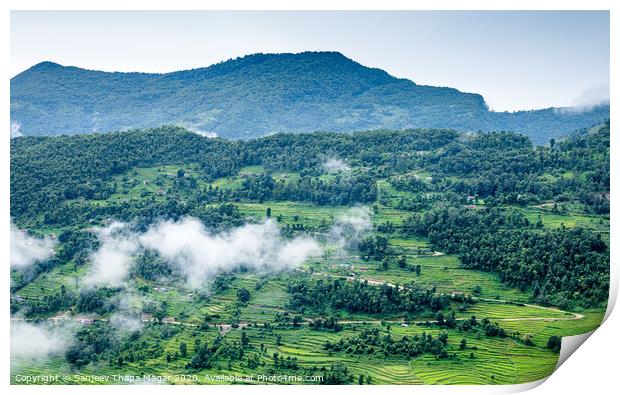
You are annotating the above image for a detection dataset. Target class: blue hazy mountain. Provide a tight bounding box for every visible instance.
[10,51,609,144]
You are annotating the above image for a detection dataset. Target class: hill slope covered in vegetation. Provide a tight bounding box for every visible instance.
[11,52,609,144]
[10,125,609,384]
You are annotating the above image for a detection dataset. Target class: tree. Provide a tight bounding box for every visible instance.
[535,216,544,228]
[177,169,185,178]
[236,288,251,303]
[179,342,187,357]
[273,352,279,367]
[241,331,250,348]
[153,307,166,323]
[266,207,272,218]
[460,338,467,350]
[446,311,457,328]
[547,335,562,353]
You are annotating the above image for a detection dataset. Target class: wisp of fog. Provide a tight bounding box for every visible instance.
[10,222,56,268]
[85,217,322,289]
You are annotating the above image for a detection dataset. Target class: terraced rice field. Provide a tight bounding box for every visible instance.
[10,182,607,385]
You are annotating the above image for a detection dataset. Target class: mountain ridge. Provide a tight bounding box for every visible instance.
[10,51,609,143]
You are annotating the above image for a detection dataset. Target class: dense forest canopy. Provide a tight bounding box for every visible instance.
[11,51,609,143]
[11,123,610,224]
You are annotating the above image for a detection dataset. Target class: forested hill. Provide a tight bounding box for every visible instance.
[11,123,610,225]
[11,51,609,144]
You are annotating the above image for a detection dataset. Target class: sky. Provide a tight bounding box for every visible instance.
[10,10,610,111]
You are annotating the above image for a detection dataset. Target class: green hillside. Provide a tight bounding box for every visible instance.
[10,125,609,385]
[10,52,609,143]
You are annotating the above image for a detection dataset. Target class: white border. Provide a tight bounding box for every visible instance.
[1,1,617,394]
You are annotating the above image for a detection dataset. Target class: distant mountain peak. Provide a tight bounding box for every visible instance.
[26,61,64,72]
[10,52,610,144]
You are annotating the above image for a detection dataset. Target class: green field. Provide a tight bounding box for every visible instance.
[11,155,609,385]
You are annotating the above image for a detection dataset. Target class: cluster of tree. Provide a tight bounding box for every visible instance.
[65,321,182,368]
[308,316,342,332]
[232,173,377,206]
[76,287,121,315]
[34,190,245,233]
[15,285,76,318]
[10,127,240,221]
[10,127,456,225]
[133,251,174,281]
[318,364,355,385]
[66,322,118,367]
[116,324,181,366]
[547,335,562,353]
[392,194,439,212]
[272,311,304,327]
[403,206,531,249]
[358,235,390,261]
[286,278,471,315]
[416,125,609,213]
[430,313,537,346]
[406,207,609,308]
[212,273,237,293]
[324,328,451,359]
[462,228,608,308]
[236,288,251,303]
[246,128,458,174]
[389,175,430,193]
[142,300,169,323]
[187,334,247,370]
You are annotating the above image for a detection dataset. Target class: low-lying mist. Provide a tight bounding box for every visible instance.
[11,321,72,361]
[326,206,373,255]
[323,158,351,173]
[85,216,322,289]
[10,222,56,269]
[139,217,321,288]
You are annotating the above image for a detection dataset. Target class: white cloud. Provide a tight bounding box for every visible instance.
[327,206,373,254]
[11,321,71,361]
[192,130,218,138]
[562,84,610,113]
[83,221,140,287]
[110,313,143,333]
[10,121,23,138]
[109,293,143,332]
[140,217,321,288]
[83,217,321,289]
[184,126,218,138]
[10,222,56,268]
[323,158,351,173]
[276,237,323,267]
